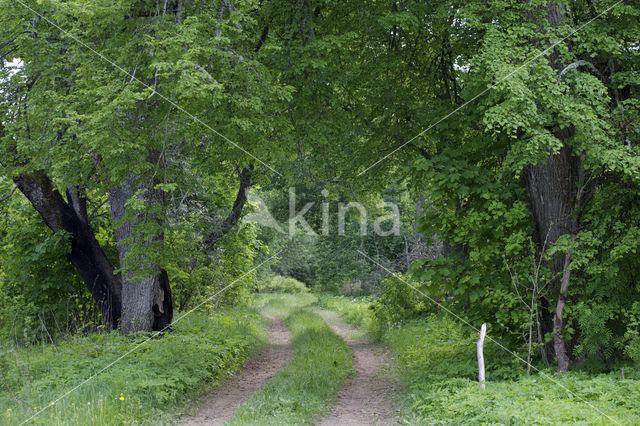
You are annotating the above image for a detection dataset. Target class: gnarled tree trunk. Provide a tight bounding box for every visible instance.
[13,170,122,329]
[109,179,173,335]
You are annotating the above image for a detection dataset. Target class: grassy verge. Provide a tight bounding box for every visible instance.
[316,295,640,424]
[384,315,640,425]
[229,294,352,425]
[0,307,267,425]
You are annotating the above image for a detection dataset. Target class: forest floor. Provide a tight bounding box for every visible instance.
[180,313,293,426]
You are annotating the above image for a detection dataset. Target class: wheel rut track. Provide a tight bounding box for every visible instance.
[180,313,292,426]
[317,312,400,426]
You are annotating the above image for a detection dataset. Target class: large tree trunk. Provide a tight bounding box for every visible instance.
[522,2,578,373]
[523,144,577,372]
[13,170,122,328]
[109,179,173,335]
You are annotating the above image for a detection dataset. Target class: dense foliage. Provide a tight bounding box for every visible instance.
[257,275,309,294]
[255,182,426,294]
[1,0,640,422]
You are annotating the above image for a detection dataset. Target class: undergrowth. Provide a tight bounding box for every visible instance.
[256,275,309,294]
[385,315,640,425]
[0,308,267,425]
[313,294,373,330]
[251,292,317,314]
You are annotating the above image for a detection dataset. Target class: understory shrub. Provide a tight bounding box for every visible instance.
[371,273,433,335]
[258,275,309,294]
[314,294,373,329]
[624,302,640,364]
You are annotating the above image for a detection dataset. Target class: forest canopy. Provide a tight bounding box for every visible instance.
[1,0,639,381]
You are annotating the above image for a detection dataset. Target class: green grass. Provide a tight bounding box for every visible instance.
[251,292,318,315]
[313,294,373,330]
[400,374,640,425]
[228,294,353,425]
[384,314,640,425]
[0,307,268,425]
[313,296,640,424]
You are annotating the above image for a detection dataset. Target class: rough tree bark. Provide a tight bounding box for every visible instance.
[522,2,580,372]
[523,141,577,373]
[109,179,173,335]
[13,170,123,328]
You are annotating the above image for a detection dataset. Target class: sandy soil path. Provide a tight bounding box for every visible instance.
[180,313,292,426]
[317,312,400,426]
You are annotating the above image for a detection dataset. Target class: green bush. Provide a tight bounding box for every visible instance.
[624,302,640,364]
[0,204,103,345]
[315,294,373,330]
[252,293,317,313]
[370,273,433,335]
[258,275,309,294]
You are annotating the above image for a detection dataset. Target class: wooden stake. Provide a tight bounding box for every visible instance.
[477,323,487,390]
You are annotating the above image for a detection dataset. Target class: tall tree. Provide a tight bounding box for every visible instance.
[1,0,291,333]
[409,0,640,371]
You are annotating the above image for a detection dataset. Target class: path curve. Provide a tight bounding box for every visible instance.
[180,313,292,426]
[317,312,399,426]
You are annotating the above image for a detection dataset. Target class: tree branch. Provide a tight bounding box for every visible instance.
[0,185,18,203]
[557,60,601,80]
[203,165,254,250]
[255,26,269,52]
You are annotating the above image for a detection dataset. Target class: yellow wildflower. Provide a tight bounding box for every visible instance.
[119,396,125,401]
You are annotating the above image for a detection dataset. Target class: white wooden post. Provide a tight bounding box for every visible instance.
[477,323,486,390]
